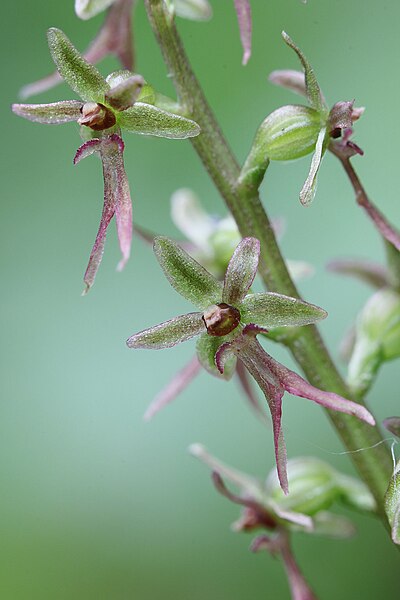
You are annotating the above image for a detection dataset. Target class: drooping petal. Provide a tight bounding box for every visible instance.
[281,32,326,113]
[75,135,133,292]
[383,417,400,439]
[219,330,289,493]
[265,352,375,426]
[252,533,318,600]
[105,74,144,111]
[222,237,260,305]
[189,443,264,502]
[299,126,327,206]
[118,102,200,138]
[173,0,212,20]
[153,237,222,309]
[233,0,252,65]
[236,360,268,422]
[47,28,109,102]
[109,135,132,271]
[239,292,327,328]
[126,312,205,349]
[143,355,201,421]
[268,69,307,98]
[327,259,389,289]
[196,333,236,379]
[12,101,83,124]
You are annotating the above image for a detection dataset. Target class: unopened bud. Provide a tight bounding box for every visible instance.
[255,105,324,161]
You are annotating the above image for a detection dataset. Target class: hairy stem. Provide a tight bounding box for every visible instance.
[145,0,393,518]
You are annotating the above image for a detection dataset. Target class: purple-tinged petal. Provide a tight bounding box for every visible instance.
[222,237,260,305]
[268,70,307,98]
[383,417,400,439]
[329,101,354,134]
[236,360,268,422]
[265,352,375,426]
[221,329,289,493]
[143,356,201,421]
[253,533,318,600]
[189,443,264,501]
[299,126,327,206]
[126,312,205,349]
[101,134,133,271]
[281,32,326,113]
[12,101,83,124]
[327,258,389,289]
[76,134,132,292]
[73,138,102,164]
[233,0,252,65]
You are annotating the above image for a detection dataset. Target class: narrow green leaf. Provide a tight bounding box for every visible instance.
[47,28,109,102]
[154,237,222,310]
[126,312,204,349]
[12,101,83,124]
[118,103,200,138]
[240,292,327,328]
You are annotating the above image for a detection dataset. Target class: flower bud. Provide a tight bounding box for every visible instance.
[255,105,325,161]
[348,288,400,394]
[202,303,241,336]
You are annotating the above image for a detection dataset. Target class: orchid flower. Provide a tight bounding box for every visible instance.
[252,32,363,206]
[12,28,200,292]
[126,236,375,492]
[190,445,375,599]
[139,189,313,422]
[20,0,135,99]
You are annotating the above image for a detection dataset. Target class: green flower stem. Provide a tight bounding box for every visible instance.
[144,0,393,519]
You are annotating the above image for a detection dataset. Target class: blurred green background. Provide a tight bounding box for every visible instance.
[2,0,400,598]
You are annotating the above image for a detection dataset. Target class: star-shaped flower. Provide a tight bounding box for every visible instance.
[12,28,200,292]
[126,235,374,492]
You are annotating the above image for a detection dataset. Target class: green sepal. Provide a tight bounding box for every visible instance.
[118,103,200,138]
[126,312,205,349]
[196,333,236,380]
[154,237,222,310]
[47,28,109,102]
[281,32,326,113]
[172,0,212,21]
[12,101,83,124]
[239,292,327,328]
